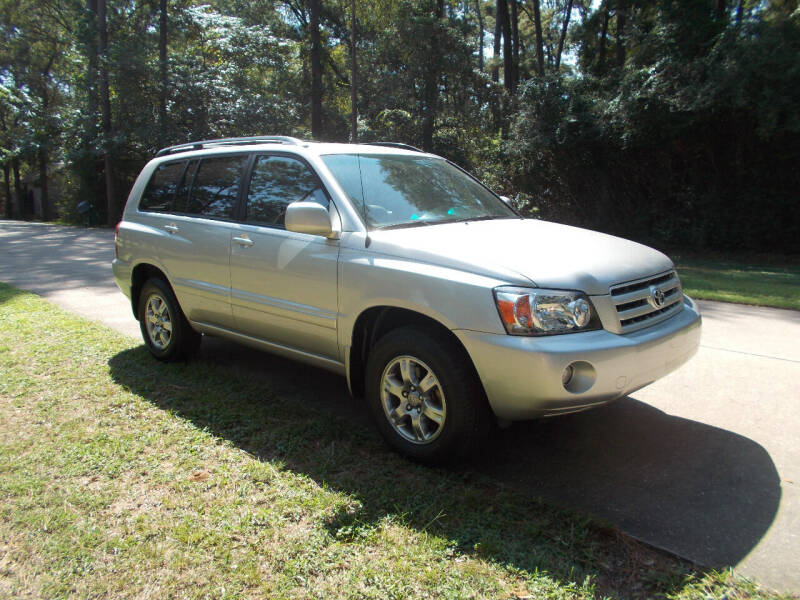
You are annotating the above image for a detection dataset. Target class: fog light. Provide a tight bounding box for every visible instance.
[562,361,596,394]
[561,365,574,386]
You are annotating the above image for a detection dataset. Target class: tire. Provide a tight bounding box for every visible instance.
[364,326,491,463]
[137,278,201,361]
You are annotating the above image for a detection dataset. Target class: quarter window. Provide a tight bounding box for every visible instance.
[183,155,246,220]
[246,156,328,227]
[139,161,185,213]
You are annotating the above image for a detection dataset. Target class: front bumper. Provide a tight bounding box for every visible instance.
[454,295,702,420]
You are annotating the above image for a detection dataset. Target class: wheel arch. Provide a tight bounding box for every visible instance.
[347,305,485,402]
[130,263,174,320]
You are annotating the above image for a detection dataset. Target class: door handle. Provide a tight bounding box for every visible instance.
[233,235,254,247]
[164,223,179,234]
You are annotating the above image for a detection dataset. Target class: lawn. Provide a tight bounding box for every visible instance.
[0,282,790,599]
[674,258,800,311]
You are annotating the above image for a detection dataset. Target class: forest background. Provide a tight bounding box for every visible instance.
[1,0,798,255]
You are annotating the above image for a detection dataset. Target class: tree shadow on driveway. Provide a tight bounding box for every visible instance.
[107,336,780,591]
[0,221,115,294]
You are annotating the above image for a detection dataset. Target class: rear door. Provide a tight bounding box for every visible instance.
[144,154,248,329]
[229,153,340,360]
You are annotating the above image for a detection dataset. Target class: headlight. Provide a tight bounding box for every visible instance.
[493,287,600,336]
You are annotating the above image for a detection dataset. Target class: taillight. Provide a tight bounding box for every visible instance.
[114,221,122,259]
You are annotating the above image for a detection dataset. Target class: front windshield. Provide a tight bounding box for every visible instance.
[321,154,516,229]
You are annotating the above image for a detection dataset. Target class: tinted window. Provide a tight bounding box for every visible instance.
[246,155,328,227]
[183,155,246,220]
[139,161,185,212]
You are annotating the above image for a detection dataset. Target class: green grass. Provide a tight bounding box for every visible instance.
[0,282,792,599]
[675,258,800,310]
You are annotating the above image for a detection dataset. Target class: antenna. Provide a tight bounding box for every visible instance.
[353,154,371,247]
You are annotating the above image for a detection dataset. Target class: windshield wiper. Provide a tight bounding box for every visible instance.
[446,215,500,224]
[376,220,436,230]
[376,215,509,230]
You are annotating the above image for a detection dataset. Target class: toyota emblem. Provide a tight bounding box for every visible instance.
[649,285,666,309]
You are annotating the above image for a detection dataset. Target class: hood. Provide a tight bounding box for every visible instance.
[366,218,674,296]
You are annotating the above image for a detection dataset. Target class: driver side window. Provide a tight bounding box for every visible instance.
[246,155,328,228]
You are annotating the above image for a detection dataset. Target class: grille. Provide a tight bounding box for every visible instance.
[610,270,683,331]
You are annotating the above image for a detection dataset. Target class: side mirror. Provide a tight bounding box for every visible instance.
[500,195,512,205]
[285,201,335,237]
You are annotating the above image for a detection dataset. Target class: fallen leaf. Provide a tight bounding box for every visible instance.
[190,470,210,482]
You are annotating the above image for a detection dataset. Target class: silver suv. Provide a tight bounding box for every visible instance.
[113,136,701,461]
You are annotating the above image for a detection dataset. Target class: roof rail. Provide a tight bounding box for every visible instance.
[364,142,425,153]
[155,136,305,157]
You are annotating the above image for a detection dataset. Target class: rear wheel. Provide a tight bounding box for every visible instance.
[365,326,490,462]
[138,278,201,361]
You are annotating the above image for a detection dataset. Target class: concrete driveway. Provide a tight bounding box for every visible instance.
[0,221,140,338]
[1,220,798,594]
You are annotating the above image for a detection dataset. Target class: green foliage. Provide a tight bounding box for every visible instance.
[0,0,796,253]
[0,0,69,162]
[506,7,800,253]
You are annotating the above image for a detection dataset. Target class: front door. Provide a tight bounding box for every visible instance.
[229,154,340,360]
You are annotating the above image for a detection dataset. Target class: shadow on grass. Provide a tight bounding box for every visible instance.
[108,337,781,597]
[0,281,34,306]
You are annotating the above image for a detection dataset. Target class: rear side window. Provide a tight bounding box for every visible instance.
[183,155,246,220]
[138,161,185,212]
[246,155,328,227]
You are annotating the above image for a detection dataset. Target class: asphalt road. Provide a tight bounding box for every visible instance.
[1,220,798,594]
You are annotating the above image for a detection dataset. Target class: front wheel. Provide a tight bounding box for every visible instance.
[138,278,201,361]
[365,326,490,462]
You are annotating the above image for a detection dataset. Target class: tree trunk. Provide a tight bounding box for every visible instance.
[499,0,513,91]
[511,0,519,89]
[736,0,743,23]
[12,158,22,219]
[475,0,484,71]
[555,0,573,71]
[158,0,168,146]
[97,0,118,225]
[309,0,323,139]
[598,4,609,70]
[422,1,444,151]
[2,164,11,219]
[350,0,357,142]
[531,0,545,76]
[492,0,501,82]
[83,0,100,208]
[615,0,626,67]
[39,82,51,221]
[86,0,98,119]
[39,149,50,221]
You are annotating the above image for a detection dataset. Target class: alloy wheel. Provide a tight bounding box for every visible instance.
[380,355,447,444]
[144,293,173,350]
